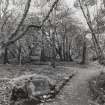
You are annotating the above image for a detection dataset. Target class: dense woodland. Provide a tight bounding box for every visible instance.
[0,0,105,66]
[1,0,105,105]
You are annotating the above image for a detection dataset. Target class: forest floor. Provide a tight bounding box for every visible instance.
[0,61,104,105]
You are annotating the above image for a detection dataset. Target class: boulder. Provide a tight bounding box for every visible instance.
[10,74,56,104]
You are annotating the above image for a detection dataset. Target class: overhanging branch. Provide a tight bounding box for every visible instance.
[3,25,41,47]
[9,0,32,40]
[41,0,59,26]
[2,0,60,47]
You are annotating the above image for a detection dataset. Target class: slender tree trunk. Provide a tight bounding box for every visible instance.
[65,33,72,61]
[40,48,46,61]
[18,46,22,65]
[63,38,65,61]
[69,44,73,61]
[65,32,69,61]
[3,46,8,64]
[62,31,66,61]
[40,27,46,61]
[55,46,63,61]
[51,32,56,68]
[28,46,32,57]
[51,5,57,68]
[80,41,86,64]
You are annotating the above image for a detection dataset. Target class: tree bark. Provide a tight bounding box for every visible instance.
[3,46,8,64]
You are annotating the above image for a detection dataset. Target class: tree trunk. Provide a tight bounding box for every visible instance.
[63,40,65,61]
[51,32,56,68]
[62,33,66,61]
[40,48,46,61]
[18,46,22,65]
[3,47,8,64]
[69,44,73,61]
[55,46,63,61]
[80,41,86,64]
[40,27,46,61]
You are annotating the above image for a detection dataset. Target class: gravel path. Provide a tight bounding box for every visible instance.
[43,62,103,105]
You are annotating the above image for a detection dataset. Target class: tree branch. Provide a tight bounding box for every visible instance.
[9,0,32,40]
[2,0,60,47]
[41,0,59,26]
[3,25,41,47]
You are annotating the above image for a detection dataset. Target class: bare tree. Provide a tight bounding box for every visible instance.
[2,0,60,48]
[78,0,103,62]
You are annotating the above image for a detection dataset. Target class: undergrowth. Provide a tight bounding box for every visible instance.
[88,71,105,105]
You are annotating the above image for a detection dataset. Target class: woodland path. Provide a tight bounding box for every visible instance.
[43,62,103,105]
